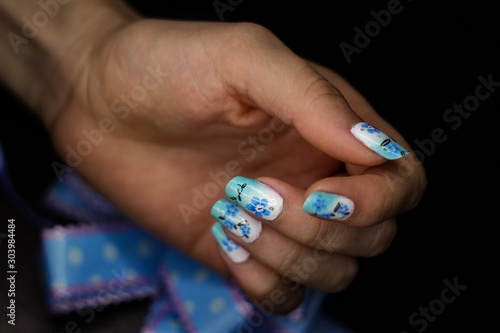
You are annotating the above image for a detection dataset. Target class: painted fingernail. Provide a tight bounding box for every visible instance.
[211,199,262,243]
[302,192,354,221]
[225,176,283,221]
[351,122,411,160]
[211,223,250,263]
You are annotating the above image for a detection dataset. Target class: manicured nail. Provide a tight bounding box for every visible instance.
[211,223,249,263]
[351,122,410,160]
[225,176,283,221]
[211,199,262,243]
[302,192,354,221]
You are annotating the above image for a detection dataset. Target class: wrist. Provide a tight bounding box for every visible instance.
[0,0,140,128]
[43,0,141,129]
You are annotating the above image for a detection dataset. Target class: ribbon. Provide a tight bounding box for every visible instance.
[1,145,353,332]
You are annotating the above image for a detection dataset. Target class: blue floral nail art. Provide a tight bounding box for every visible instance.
[211,223,249,263]
[361,123,380,134]
[246,197,271,218]
[222,218,236,230]
[211,199,262,243]
[225,177,283,221]
[225,203,239,217]
[351,122,411,160]
[240,224,251,237]
[221,237,239,252]
[312,196,328,212]
[302,192,354,221]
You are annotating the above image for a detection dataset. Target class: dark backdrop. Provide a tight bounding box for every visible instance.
[1,0,497,332]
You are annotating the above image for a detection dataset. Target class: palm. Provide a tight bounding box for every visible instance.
[53,20,344,272]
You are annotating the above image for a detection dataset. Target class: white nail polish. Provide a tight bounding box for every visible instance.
[351,122,410,160]
[211,199,262,243]
[211,223,249,263]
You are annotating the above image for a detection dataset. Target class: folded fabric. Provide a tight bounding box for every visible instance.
[1,145,353,332]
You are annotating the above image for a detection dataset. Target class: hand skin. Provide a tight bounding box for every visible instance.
[0,1,426,314]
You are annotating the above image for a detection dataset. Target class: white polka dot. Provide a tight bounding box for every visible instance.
[194,268,209,282]
[51,280,67,289]
[209,297,225,314]
[125,269,138,280]
[137,239,152,257]
[184,300,195,314]
[170,271,180,284]
[52,280,70,297]
[168,319,181,329]
[90,274,102,283]
[103,243,118,261]
[68,247,83,265]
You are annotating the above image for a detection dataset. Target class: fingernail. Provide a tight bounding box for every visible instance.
[351,122,411,160]
[211,223,250,263]
[225,176,283,221]
[211,199,262,243]
[302,192,354,221]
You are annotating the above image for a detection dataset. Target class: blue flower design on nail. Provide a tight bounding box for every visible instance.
[312,197,328,212]
[321,204,350,219]
[335,203,350,218]
[246,197,271,217]
[380,138,409,157]
[361,123,381,134]
[222,237,239,252]
[240,224,251,237]
[303,192,354,220]
[225,203,239,217]
[223,219,236,230]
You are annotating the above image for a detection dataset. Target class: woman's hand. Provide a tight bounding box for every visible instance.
[4,3,426,314]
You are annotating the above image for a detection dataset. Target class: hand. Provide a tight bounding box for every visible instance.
[39,14,426,313]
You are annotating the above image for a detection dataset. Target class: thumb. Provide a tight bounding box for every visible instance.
[223,24,410,165]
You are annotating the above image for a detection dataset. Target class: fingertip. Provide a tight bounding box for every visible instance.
[222,252,306,315]
[248,283,306,316]
[302,191,355,221]
[302,176,372,227]
[350,122,412,160]
[211,222,250,263]
[242,270,306,316]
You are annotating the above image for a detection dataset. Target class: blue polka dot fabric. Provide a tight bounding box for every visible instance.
[42,224,164,312]
[1,144,353,332]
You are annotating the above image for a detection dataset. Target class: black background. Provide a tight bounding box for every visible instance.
[1,0,497,332]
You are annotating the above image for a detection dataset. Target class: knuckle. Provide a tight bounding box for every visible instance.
[215,22,276,61]
[308,221,346,253]
[301,216,331,246]
[408,163,428,210]
[365,219,397,257]
[326,257,359,293]
[295,68,345,113]
[230,22,275,44]
[248,279,304,316]
[363,191,392,227]
[276,242,304,275]
[247,274,282,302]
[355,174,395,226]
[304,76,343,103]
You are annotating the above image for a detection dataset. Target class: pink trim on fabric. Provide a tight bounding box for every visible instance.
[141,300,174,333]
[42,223,135,240]
[50,284,157,314]
[160,264,199,333]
